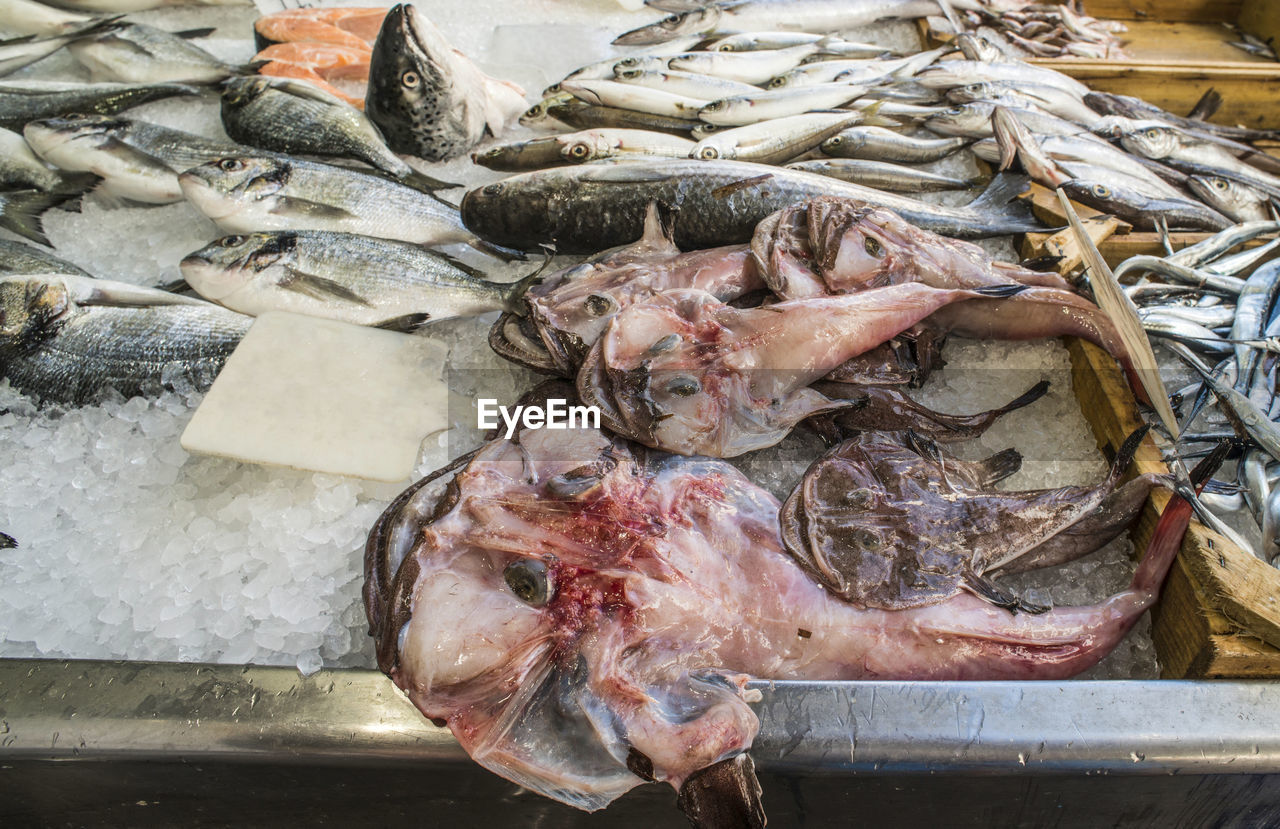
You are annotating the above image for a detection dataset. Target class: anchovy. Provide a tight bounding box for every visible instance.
[178,154,482,251]
[460,159,1040,252]
[0,274,250,405]
[68,22,240,84]
[783,158,973,192]
[821,126,969,163]
[220,76,413,179]
[181,230,513,327]
[0,81,199,131]
[24,114,243,204]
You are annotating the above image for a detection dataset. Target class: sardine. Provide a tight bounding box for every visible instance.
[68,22,240,84]
[820,126,969,163]
[691,112,860,164]
[178,154,483,251]
[560,78,706,119]
[25,114,243,204]
[666,42,823,85]
[364,4,526,161]
[916,59,1091,98]
[925,101,1093,139]
[0,81,199,131]
[181,230,513,327]
[460,159,1040,252]
[783,158,974,191]
[545,100,698,136]
[220,76,413,179]
[698,82,866,126]
[945,80,1099,126]
[0,273,250,404]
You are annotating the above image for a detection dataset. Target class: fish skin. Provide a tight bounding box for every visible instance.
[460,159,1040,253]
[220,76,412,178]
[0,274,250,405]
[1189,175,1273,224]
[1060,179,1232,232]
[783,158,974,192]
[67,21,239,84]
[364,4,526,161]
[545,100,698,136]
[691,112,861,164]
[178,154,474,248]
[0,0,99,37]
[820,126,969,163]
[0,125,97,196]
[24,114,243,204]
[0,239,92,277]
[180,230,512,326]
[0,81,199,131]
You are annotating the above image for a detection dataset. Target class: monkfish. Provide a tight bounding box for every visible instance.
[364,395,1209,825]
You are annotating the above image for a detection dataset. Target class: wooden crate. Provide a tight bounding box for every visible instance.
[924,0,1280,128]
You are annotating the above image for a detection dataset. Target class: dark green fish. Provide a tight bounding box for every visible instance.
[0,80,199,130]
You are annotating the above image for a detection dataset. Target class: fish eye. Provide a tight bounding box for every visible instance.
[218,158,243,172]
[704,101,723,111]
[647,333,680,354]
[698,146,719,159]
[218,235,244,247]
[617,69,639,80]
[617,58,639,68]
[503,559,551,606]
[768,77,787,88]
[863,236,884,258]
[1214,179,1229,190]
[567,143,590,159]
[827,136,842,146]
[1144,128,1161,139]
[1092,184,1111,198]
[584,293,615,316]
[402,70,420,88]
[666,376,700,397]
[523,104,544,118]
[717,43,736,51]
[483,183,503,196]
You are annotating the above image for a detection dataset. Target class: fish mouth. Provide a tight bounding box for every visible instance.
[397,4,434,66]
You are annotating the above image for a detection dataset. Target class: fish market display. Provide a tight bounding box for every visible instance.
[254,41,371,109]
[364,4,526,161]
[181,230,516,327]
[938,3,1127,60]
[0,238,92,276]
[0,274,250,404]
[254,6,385,50]
[364,403,1201,819]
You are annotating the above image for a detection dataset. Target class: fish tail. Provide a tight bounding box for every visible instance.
[977,447,1023,487]
[0,189,78,247]
[966,172,1038,230]
[473,237,528,262]
[400,168,460,193]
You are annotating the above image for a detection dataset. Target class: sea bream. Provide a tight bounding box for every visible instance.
[0,81,199,131]
[181,230,516,328]
[461,159,1041,252]
[365,394,1204,821]
[578,282,1027,457]
[0,273,249,404]
[364,3,526,161]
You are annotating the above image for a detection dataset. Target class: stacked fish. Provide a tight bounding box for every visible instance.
[1107,222,1280,565]
[930,2,1128,59]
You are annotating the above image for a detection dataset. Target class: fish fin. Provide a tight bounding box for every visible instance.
[1018,254,1064,272]
[172,26,217,39]
[399,168,461,193]
[676,755,765,829]
[425,248,487,280]
[471,238,528,262]
[278,266,373,306]
[373,313,434,333]
[976,447,1023,487]
[0,531,15,549]
[0,33,36,46]
[974,283,1028,298]
[270,196,358,221]
[0,189,78,247]
[962,572,1050,615]
[965,171,1037,228]
[1187,87,1221,121]
[153,277,196,295]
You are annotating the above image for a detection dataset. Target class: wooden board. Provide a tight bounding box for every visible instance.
[1067,336,1280,677]
[1083,0,1242,22]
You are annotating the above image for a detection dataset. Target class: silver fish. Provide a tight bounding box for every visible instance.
[560,78,706,119]
[1167,221,1280,269]
[698,82,866,126]
[0,22,109,77]
[475,128,697,171]
[0,273,250,405]
[0,0,98,37]
[220,76,412,179]
[178,154,483,252]
[613,68,759,101]
[915,59,1091,98]
[667,42,823,85]
[1189,175,1274,224]
[821,126,969,163]
[25,114,242,204]
[1122,124,1280,199]
[68,22,239,84]
[181,230,514,327]
[0,125,95,194]
[0,80,198,131]
[691,111,860,163]
[0,239,91,277]
[784,158,974,191]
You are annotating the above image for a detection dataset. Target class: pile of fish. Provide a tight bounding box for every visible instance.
[930,2,1128,59]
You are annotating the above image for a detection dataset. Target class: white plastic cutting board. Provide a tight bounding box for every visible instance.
[181,312,449,482]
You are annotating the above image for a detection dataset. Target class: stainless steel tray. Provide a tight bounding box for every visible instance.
[3,659,1280,827]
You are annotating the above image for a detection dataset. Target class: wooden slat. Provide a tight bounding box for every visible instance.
[1180,529,1280,650]
[1083,0,1242,22]
[1239,0,1280,47]
[1021,217,1124,278]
